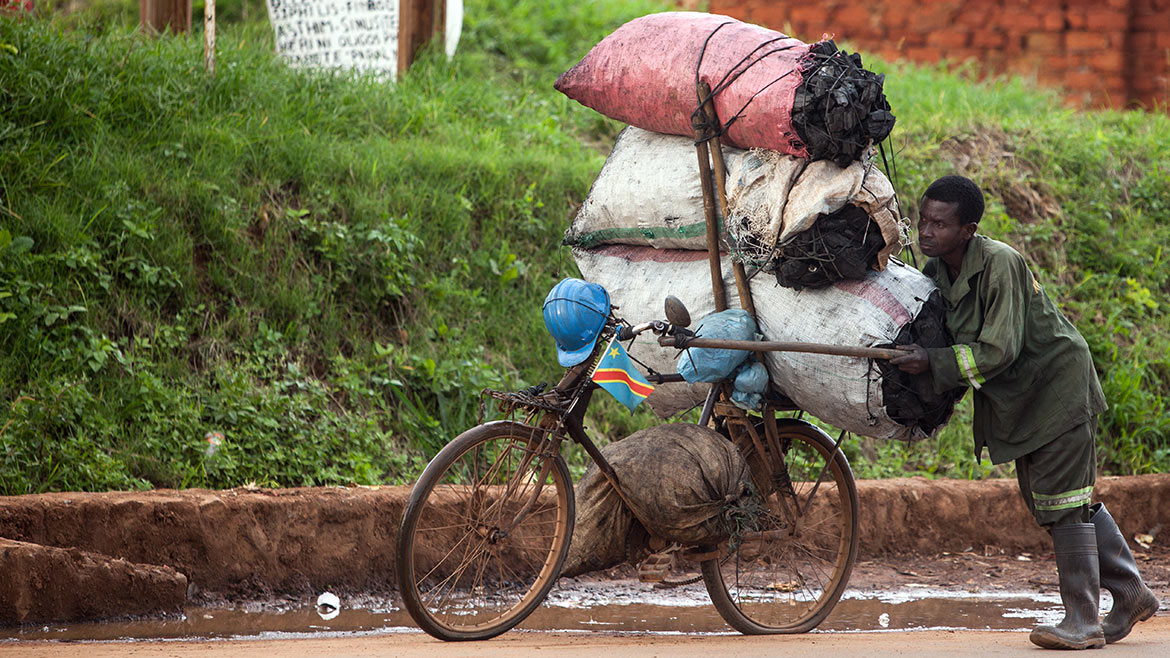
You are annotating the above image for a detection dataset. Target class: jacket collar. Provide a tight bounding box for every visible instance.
[937,234,988,302]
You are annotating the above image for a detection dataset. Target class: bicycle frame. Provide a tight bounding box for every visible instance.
[398,310,861,640]
[503,321,846,560]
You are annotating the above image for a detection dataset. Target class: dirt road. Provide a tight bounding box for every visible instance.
[4,616,1169,658]
[2,475,1166,652]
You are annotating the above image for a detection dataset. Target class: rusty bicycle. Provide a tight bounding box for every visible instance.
[392,292,905,641]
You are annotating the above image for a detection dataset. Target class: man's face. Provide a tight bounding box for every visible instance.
[917,198,974,259]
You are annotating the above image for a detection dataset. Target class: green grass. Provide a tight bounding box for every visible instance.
[1,2,1168,494]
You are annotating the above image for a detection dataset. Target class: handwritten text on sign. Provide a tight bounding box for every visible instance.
[265,0,399,79]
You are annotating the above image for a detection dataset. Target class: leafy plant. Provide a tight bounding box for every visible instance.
[2,0,1168,495]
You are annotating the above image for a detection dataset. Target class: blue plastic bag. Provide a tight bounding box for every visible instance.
[678,309,757,383]
[731,360,769,410]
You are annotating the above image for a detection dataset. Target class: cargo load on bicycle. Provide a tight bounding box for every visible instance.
[554,9,956,441]
[396,10,943,644]
[564,126,907,287]
[575,245,957,441]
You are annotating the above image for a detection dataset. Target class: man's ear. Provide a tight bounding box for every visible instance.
[962,223,978,240]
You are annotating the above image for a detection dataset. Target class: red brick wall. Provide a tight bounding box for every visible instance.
[707,0,1169,110]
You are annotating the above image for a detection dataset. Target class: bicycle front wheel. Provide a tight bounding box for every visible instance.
[702,418,859,634]
[395,421,574,641]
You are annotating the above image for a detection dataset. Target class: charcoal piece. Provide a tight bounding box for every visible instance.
[772,204,886,290]
[876,290,962,436]
[792,41,896,166]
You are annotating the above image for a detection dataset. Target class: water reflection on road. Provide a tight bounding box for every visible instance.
[0,582,1067,643]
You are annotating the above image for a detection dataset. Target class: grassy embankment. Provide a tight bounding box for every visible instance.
[1,1,1168,494]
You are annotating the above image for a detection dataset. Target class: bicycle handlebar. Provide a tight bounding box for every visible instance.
[617,321,667,341]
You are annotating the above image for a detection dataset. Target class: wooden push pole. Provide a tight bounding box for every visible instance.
[697,81,757,319]
[659,335,906,361]
[140,0,191,35]
[203,0,215,74]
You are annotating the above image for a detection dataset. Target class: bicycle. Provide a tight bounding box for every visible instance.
[394,293,863,641]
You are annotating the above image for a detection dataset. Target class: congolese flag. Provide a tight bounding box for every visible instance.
[591,338,654,412]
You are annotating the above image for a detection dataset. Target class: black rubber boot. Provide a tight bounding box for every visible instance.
[1030,523,1106,650]
[1091,502,1160,643]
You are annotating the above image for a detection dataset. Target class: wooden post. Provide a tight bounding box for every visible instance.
[697,81,757,319]
[203,0,215,74]
[398,0,447,77]
[140,0,191,35]
[692,115,728,313]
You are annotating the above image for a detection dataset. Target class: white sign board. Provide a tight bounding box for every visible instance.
[266,0,400,80]
[445,0,462,59]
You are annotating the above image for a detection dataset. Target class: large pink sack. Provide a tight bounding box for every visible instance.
[555,12,813,157]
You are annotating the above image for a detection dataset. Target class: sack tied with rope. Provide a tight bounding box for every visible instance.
[563,127,907,286]
[561,423,757,578]
[554,11,894,164]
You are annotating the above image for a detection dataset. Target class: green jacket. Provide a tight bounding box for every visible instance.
[924,235,1106,464]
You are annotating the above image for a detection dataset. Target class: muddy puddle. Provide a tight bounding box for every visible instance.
[0,582,1071,643]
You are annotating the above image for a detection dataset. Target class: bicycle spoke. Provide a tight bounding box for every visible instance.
[415,526,480,586]
[397,422,573,640]
[703,421,857,634]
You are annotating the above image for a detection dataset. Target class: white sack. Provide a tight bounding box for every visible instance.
[575,244,939,441]
[726,152,906,270]
[563,127,745,250]
[565,127,906,269]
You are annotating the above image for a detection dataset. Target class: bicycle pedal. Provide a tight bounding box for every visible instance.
[637,552,674,583]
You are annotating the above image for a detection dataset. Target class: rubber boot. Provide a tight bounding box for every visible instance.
[1030,523,1106,650]
[1091,502,1160,643]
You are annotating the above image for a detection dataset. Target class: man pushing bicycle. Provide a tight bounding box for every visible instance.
[891,175,1159,650]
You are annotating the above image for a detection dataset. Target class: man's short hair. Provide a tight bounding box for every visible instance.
[923,175,984,225]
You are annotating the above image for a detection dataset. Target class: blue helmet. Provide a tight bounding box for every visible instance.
[542,278,611,367]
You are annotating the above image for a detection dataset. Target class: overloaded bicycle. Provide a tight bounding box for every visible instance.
[392,277,912,641]
[392,64,917,639]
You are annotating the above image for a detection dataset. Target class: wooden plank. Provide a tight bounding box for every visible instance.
[139,0,191,35]
[697,81,757,319]
[203,0,215,74]
[398,0,445,76]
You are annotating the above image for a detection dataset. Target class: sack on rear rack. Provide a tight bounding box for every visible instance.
[574,244,958,442]
[564,127,905,273]
[561,423,754,578]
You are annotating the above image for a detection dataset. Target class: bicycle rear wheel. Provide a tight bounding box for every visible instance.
[395,421,574,641]
[702,418,859,634]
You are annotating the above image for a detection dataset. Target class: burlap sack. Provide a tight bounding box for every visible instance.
[561,423,753,578]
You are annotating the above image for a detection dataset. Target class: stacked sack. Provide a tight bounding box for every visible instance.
[557,12,957,442]
[563,126,907,290]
